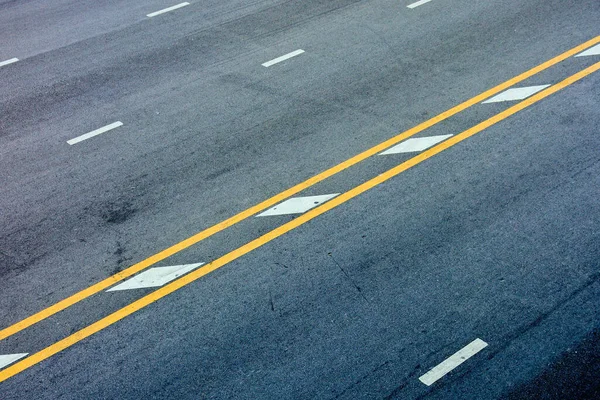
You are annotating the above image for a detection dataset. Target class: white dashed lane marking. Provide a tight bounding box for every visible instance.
[0,58,19,68]
[419,338,488,386]
[107,263,204,291]
[67,121,123,145]
[379,135,452,155]
[256,194,339,216]
[0,354,28,370]
[147,2,190,18]
[575,43,600,57]
[407,0,432,9]
[482,85,550,104]
[262,49,305,67]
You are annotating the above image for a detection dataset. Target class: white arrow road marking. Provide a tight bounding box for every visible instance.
[419,338,488,386]
[379,135,452,155]
[482,85,550,104]
[575,44,600,57]
[0,354,28,370]
[107,263,204,291]
[256,194,339,217]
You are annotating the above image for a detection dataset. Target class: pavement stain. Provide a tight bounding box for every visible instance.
[110,240,131,276]
[0,249,26,275]
[204,163,239,181]
[0,245,50,277]
[101,200,137,224]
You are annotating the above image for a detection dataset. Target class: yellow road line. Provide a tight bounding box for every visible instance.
[2,60,598,384]
[0,36,598,343]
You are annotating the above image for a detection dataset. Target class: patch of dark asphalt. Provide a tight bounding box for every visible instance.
[505,329,600,400]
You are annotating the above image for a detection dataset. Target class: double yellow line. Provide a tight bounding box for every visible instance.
[1,37,599,383]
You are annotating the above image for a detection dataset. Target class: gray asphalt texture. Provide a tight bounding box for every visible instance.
[0,0,599,398]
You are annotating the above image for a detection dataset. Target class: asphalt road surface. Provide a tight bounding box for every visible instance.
[1,0,599,398]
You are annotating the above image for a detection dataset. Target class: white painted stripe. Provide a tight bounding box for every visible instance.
[147,2,190,17]
[380,134,452,155]
[407,0,432,9]
[262,49,305,67]
[67,121,123,145]
[0,353,28,370]
[419,338,488,386]
[0,58,19,67]
[257,194,339,217]
[107,263,204,291]
[482,85,550,104]
[575,43,600,58]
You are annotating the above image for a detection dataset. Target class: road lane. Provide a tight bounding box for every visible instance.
[0,0,280,59]
[0,0,183,58]
[1,0,387,328]
[1,59,598,386]
[3,64,598,398]
[1,0,599,397]
[1,35,598,344]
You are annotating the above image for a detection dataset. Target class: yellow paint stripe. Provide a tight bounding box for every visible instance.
[1,60,599,384]
[0,36,599,343]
